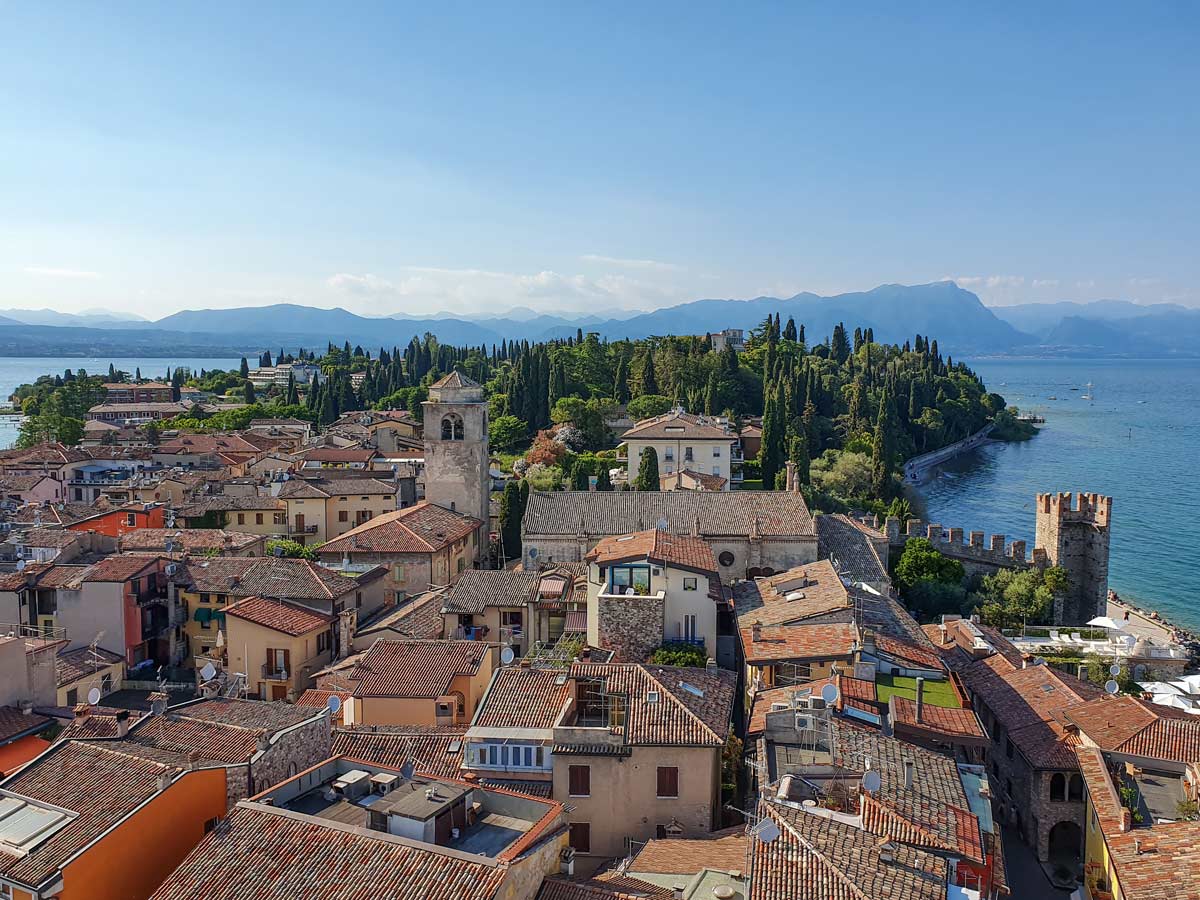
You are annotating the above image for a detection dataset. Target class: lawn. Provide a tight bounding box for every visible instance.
[737,478,764,490]
[874,673,961,708]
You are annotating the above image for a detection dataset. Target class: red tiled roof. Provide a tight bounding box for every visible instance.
[224,596,332,636]
[0,705,52,743]
[296,690,351,724]
[586,528,718,574]
[734,560,850,627]
[332,725,466,779]
[149,802,507,900]
[627,825,748,874]
[319,502,480,555]
[1064,694,1200,765]
[740,622,857,664]
[871,633,945,672]
[890,696,987,741]
[82,554,161,582]
[473,667,571,730]
[351,640,485,698]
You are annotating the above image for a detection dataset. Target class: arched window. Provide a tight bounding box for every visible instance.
[441,414,464,441]
[1068,773,1084,802]
[1049,773,1066,802]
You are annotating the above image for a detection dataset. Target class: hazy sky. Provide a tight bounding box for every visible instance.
[2,3,1196,319]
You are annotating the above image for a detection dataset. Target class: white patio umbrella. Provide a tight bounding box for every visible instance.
[1086,615,1126,631]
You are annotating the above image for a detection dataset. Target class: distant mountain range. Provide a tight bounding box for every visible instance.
[0,283,1196,357]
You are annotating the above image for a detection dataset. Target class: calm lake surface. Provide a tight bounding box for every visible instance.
[912,358,1200,631]
[0,356,242,448]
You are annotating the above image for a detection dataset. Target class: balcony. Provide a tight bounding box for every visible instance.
[262,664,289,681]
[452,624,490,641]
[663,636,705,650]
[289,523,318,536]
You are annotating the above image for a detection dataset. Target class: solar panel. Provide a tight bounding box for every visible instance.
[0,794,74,852]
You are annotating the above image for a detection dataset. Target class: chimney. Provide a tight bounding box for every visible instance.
[785,460,797,492]
[672,886,686,900]
[337,609,356,661]
[19,700,34,716]
[73,703,91,722]
[914,677,925,723]
[115,709,132,738]
[903,760,914,791]
[752,621,763,643]
[1077,663,1087,680]
[256,733,271,753]
[706,658,718,674]
[188,750,202,771]
[157,771,173,792]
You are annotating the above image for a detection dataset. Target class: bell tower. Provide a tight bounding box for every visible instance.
[422,371,490,557]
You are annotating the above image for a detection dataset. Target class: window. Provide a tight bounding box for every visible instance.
[569,823,590,853]
[441,414,464,441]
[338,510,349,522]
[713,466,721,476]
[683,577,698,591]
[393,564,406,582]
[273,512,286,525]
[66,688,78,706]
[101,673,112,694]
[664,447,674,461]
[199,593,211,604]
[1068,774,1084,802]
[256,513,264,525]
[568,765,591,797]
[237,513,245,525]
[1050,773,1066,802]
[317,631,330,654]
[713,447,721,458]
[126,513,137,526]
[684,447,693,462]
[683,615,697,642]
[657,766,679,798]
[609,565,650,595]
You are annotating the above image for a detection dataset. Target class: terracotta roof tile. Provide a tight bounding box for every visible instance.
[442,569,539,615]
[740,621,857,664]
[319,502,480,556]
[620,409,736,441]
[175,556,361,601]
[627,825,748,874]
[351,640,485,699]
[1064,694,1200,765]
[586,529,718,574]
[149,802,508,900]
[473,667,571,731]
[224,596,333,636]
[734,561,850,627]
[82,554,161,583]
[331,725,467,779]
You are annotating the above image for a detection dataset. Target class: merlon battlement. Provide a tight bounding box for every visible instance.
[1036,491,1112,526]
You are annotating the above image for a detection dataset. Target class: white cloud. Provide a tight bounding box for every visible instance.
[1127,277,1161,287]
[23,266,101,280]
[326,264,682,314]
[1032,279,1060,288]
[944,274,1025,289]
[579,254,682,272]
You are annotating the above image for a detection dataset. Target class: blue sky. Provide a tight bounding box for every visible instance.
[1,2,1196,318]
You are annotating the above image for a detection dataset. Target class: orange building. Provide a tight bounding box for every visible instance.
[0,739,227,900]
[66,502,166,538]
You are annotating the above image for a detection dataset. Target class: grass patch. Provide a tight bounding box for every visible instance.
[737,478,764,490]
[875,673,961,708]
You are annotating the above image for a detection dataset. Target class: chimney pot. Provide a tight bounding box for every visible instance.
[914,677,925,723]
[903,760,914,791]
[752,621,763,642]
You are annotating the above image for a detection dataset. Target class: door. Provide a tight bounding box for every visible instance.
[294,513,305,533]
[271,684,288,700]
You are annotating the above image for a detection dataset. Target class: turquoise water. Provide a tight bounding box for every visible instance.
[0,356,243,449]
[913,358,1200,631]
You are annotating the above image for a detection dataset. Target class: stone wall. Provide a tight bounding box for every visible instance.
[597,594,665,663]
[886,517,1032,577]
[1037,493,1112,626]
[242,714,332,803]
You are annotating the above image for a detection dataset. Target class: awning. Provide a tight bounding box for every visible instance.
[193,608,213,623]
[564,610,587,633]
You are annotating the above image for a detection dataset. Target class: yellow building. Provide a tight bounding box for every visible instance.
[619,409,740,489]
[55,645,125,706]
[331,639,494,727]
[223,595,334,701]
[277,476,398,546]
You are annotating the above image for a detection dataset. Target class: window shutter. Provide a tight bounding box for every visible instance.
[657,766,679,797]
[569,765,591,796]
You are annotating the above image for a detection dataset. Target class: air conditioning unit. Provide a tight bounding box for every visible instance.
[165,563,179,575]
[794,715,813,731]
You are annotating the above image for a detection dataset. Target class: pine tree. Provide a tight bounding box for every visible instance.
[634,447,660,491]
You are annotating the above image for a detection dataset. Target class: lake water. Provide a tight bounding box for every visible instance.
[0,356,243,448]
[912,358,1200,631]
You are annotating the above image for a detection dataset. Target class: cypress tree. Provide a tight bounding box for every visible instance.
[783,317,797,342]
[286,372,299,406]
[243,380,256,404]
[789,434,810,485]
[759,386,786,490]
[634,447,660,491]
[613,356,630,404]
[239,357,250,378]
[499,481,522,560]
[871,388,896,499]
[640,347,658,397]
[596,467,613,491]
[571,460,590,491]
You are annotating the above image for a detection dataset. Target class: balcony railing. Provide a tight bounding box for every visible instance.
[452,624,490,640]
[262,664,289,681]
[289,524,318,535]
[664,636,705,649]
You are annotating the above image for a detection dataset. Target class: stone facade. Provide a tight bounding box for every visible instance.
[422,374,491,561]
[596,593,665,663]
[1036,492,1112,626]
[233,713,332,804]
[885,517,1031,578]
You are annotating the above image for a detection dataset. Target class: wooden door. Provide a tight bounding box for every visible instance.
[271,684,288,701]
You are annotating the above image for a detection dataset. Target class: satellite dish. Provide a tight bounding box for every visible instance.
[528,547,539,559]
[1105,679,1120,695]
[87,687,102,705]
[820,683,839,704]
[1109,664,1122,677]
[165,540,176,553]
[400,760,415,780]
[500,646,516,666]
[327,695,342,714]
[151,698,166,715]
[200,662,217,682]
[656,517,669,531]
[273,545,285,557]
[15,560,25,571]
[754,820,781,844]
[862,770,882,793]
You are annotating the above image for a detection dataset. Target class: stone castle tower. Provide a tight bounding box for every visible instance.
[422,371,491,560]
[1034,492,1112,625]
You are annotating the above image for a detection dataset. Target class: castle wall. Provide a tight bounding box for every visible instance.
[1037,493,1111,625]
